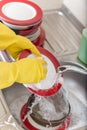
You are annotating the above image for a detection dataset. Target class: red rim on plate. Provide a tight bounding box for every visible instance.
[19,47,63,96]
[20,103,71,130]
[32,27,45,46]
[12,27,45,46]
[18,21,42,36]
[0,0,43,25]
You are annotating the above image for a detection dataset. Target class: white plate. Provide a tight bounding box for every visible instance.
[0,0,43,26]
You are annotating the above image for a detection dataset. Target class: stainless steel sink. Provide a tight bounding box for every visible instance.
[60,61,87,130]
[2,61,87,130]
[1,51,87,130]
[1,8,87,130]
[2,83,31,127]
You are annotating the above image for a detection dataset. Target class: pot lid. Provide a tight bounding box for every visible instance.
[0,0,43,25]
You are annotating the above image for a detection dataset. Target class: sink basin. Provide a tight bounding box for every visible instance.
[60,61,87,130]
[2,83,31,127]
[1,50,87,130]
[2,61,87,130]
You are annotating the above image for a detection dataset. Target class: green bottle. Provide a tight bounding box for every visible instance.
[78,28,87,65]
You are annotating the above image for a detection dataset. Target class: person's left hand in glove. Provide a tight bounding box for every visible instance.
[0,57,47,89]
[0,22,48,90]
[0,22,41,59]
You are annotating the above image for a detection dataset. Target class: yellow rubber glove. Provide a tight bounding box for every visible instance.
[0,62,18,89]
[14,58,47,83]
[0,22,41,59]
[0,58,47,89]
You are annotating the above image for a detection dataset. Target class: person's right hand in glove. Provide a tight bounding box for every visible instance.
[0,57,47,89]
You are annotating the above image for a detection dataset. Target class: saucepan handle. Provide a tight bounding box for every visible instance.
[57,65,87,75]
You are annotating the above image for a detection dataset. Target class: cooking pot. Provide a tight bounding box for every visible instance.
[20,88,71,130]
[27,90,70,127]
